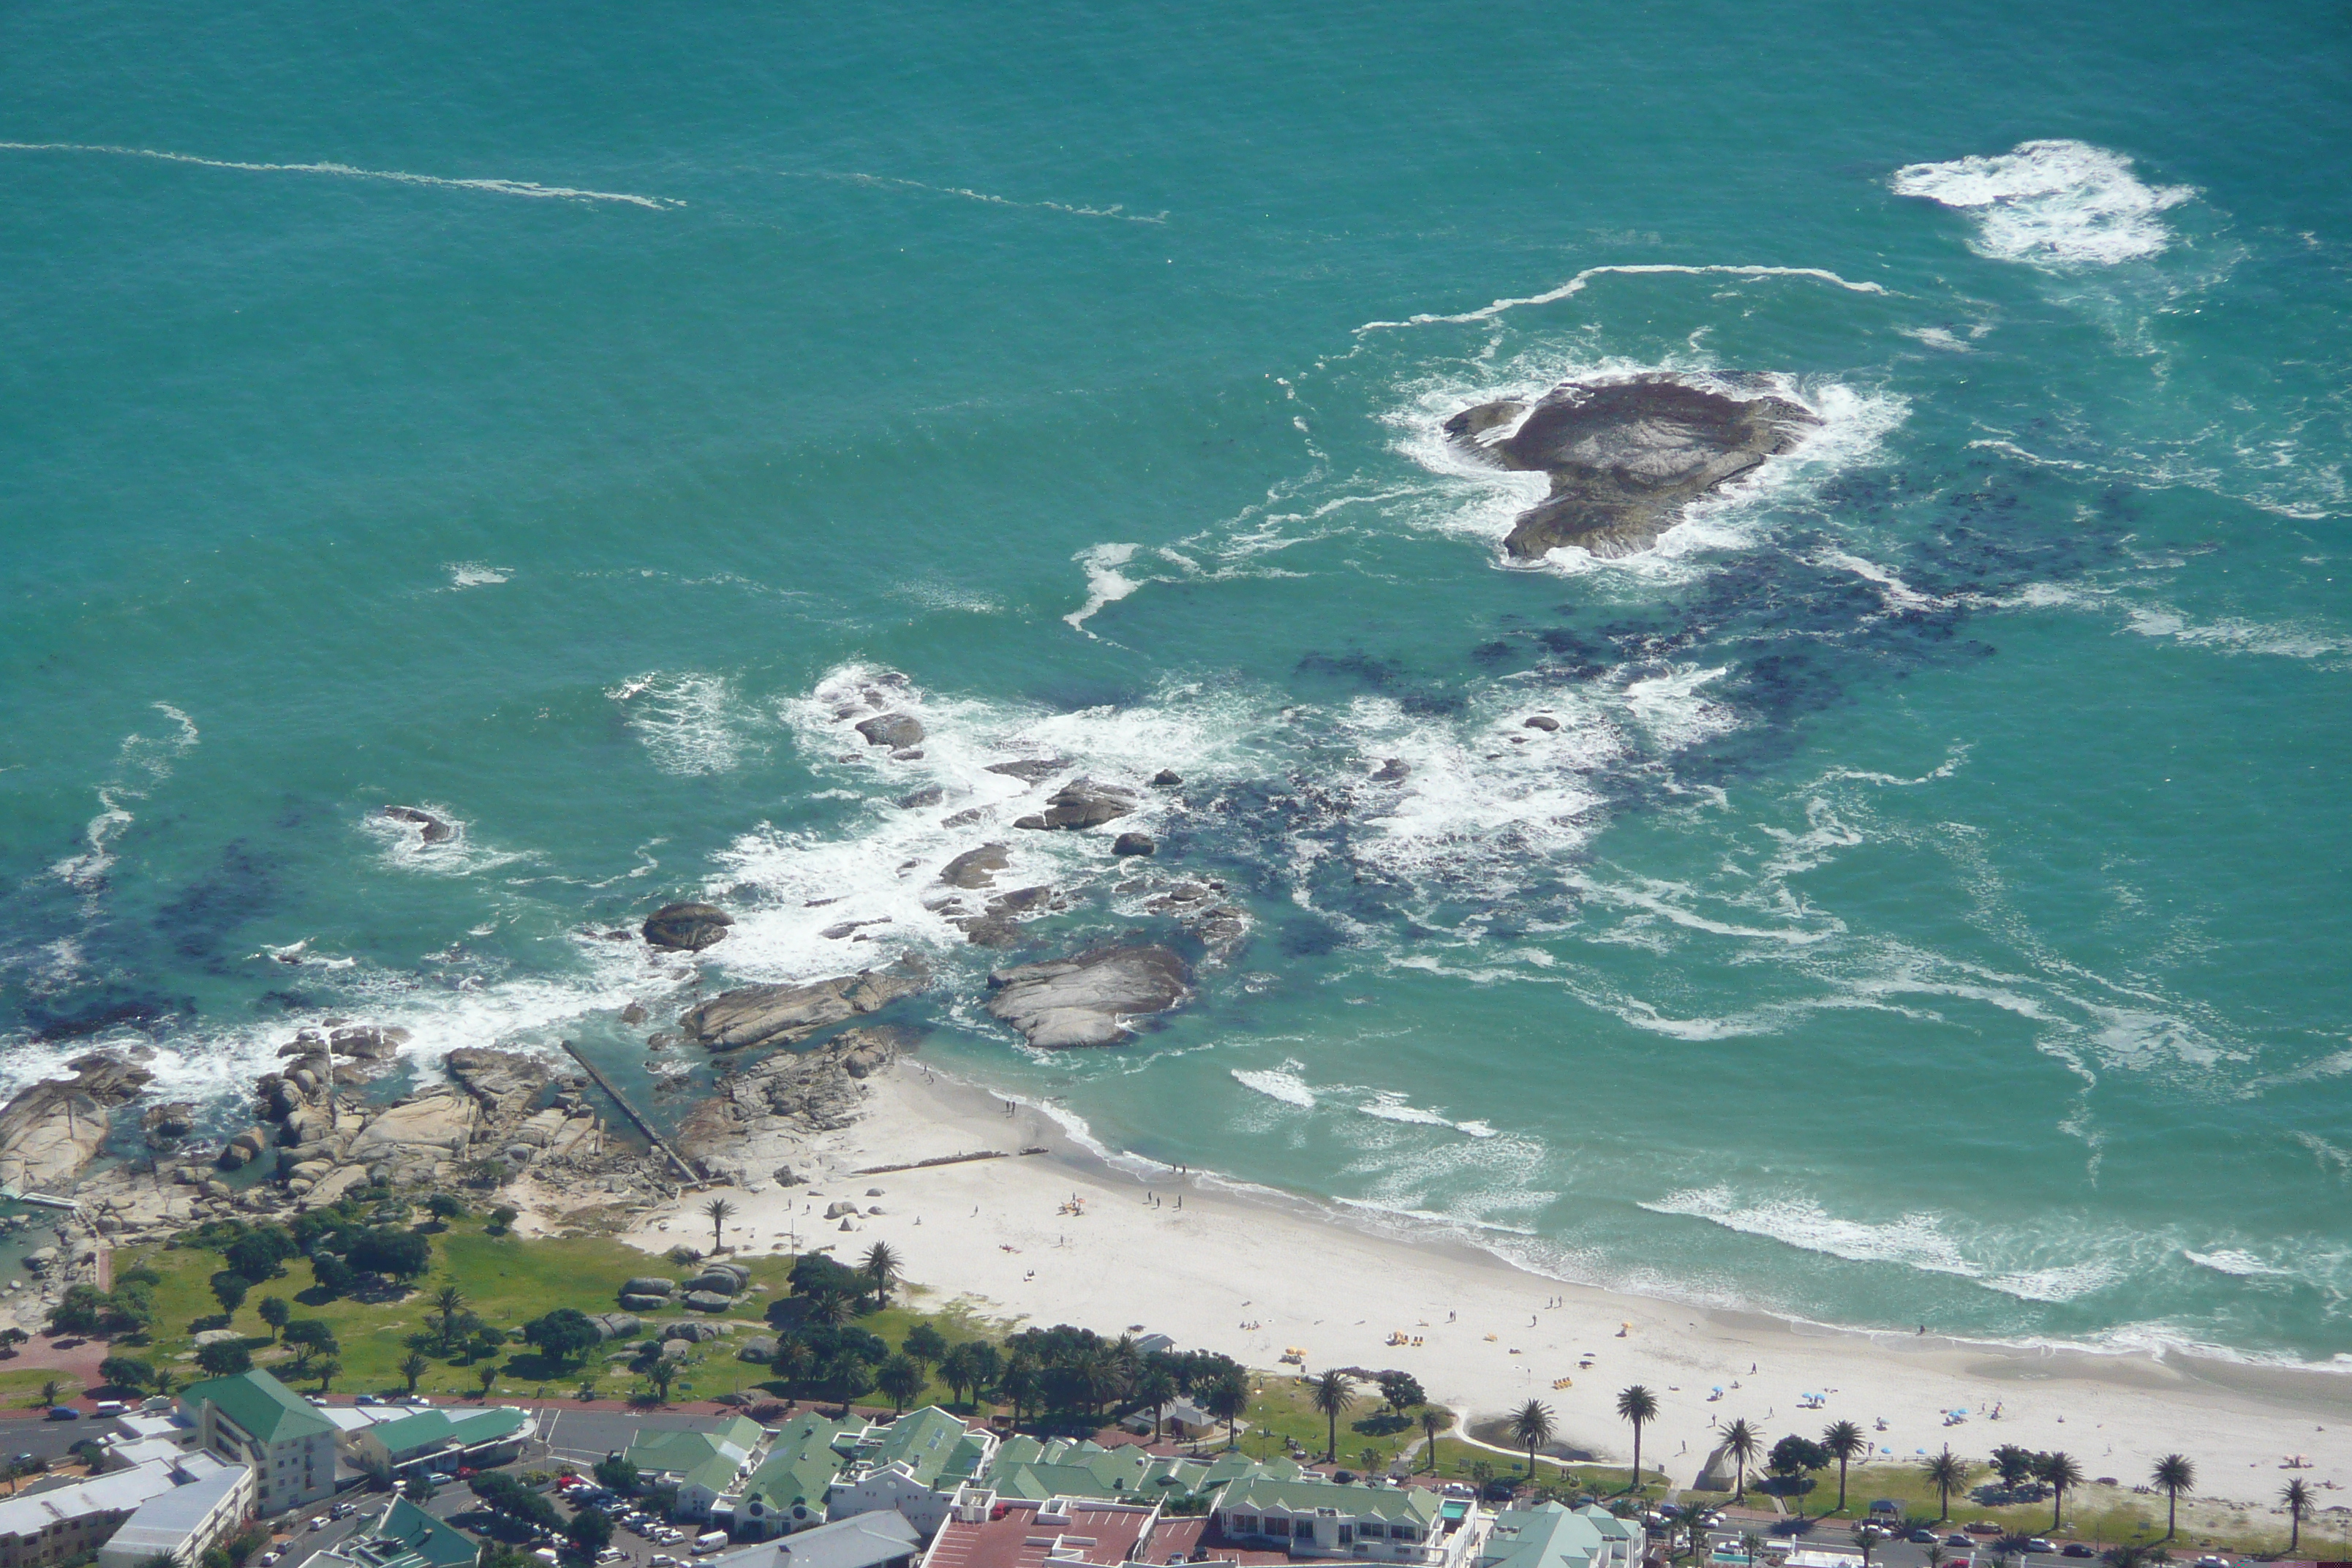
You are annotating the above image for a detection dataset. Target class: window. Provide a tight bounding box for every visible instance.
[1394,1529,1419,1543]
[1233,1518,1259,1534]
[1265,1519,1290,1537]
[1361,1524,1387,1539]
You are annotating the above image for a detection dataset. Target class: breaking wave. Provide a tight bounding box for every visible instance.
[1890,139,2194,266]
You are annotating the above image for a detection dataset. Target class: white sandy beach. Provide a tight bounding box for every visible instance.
[616,1068,2352,1542]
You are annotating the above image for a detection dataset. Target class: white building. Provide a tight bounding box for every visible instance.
[94,1462,256,1568]
[178,1369,338,1514]
[0,1452,249,1568]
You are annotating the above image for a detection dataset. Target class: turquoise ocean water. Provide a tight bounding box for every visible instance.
[4,0,2348,1367]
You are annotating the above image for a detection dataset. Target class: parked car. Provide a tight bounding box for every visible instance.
[353,1395,380,1406]
[2027,1541,2057,1555]
[1909,1531,1940,1545]
[1966,1523,2004,1537]
[260,1553,281,1565]
[651,1556,678,1566]
[2062,1548,2096,1559]
[596,1552,626,1565]
[1947,1536,1976,1549]
[92,1401,125,1418]
[532,1552,559,1565]
[42,1408,78,1422]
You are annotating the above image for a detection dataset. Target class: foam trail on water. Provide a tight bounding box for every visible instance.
[783,170,1166,225]
[1890,140,2193,265]
[1231,1067,1317,1108]
[1357,264,1888,333]
[0,142,683,208]
[1063,543,1143,636]
[50,703,200,891]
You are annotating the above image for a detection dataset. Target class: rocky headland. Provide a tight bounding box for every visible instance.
[1446,374,1820,559]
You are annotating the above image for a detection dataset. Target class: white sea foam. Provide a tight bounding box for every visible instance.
[0,141,682,208]
[1890,140,2193,266]
[1063,543,1143,636]
[1983,1261,2121,1303]
[1357,263,1888,333]
[448,562,511,588]
[1231,1068,1318,1108]
[2124,606,2348,660]
[2184,1248,2296,1279]
[50,703,200,892]
[781,170,1166,225]
[359,802,531,878]
[1646,1187,1983,1278]
[608,671,763,775]
[1815,549,1942,612]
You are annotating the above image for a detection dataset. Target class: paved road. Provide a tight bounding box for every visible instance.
[1704,1528,2111,1568]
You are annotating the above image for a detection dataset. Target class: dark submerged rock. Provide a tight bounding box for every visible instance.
[854,713,925,749]
[381,804,456,843]
[1017,777,1139,830]
[1112,832,1156,857]
[642,902,734,951]
[1445,374,1820,559]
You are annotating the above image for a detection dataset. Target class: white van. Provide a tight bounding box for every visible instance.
[693,1533,729,1555]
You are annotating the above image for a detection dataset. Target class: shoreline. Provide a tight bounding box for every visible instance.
[619,1063,2352,1530]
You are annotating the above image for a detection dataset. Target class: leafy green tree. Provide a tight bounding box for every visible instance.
[877,1354,924,1412]
[408,1472,437,1504]
[196,1341,252,1376]
[1510,1398,1555,1481]
[594,1455,640,1494]
[314,1357,341,1395]
[902,1323,949,1371]
[209,1273,246,1316]
[427,1194,465,1223]
[486,1205,519,1235]
[309,1253,355,1297]
[2152,1454,2195,1539]
[281,1320,339,1356]
[564,1508,613,1558]
[1823,1420,1866,1513]
[1768,1435,1829,1511]
[1311,1370,1358,1463]
[99,1355,154,1393]
[257,1297,290,1341]
[1378,1371,1426,1417]
[348,1228,431,1281]
[524,1308,600,1365]
[1991,1446,2039,1492]
[1616,1387,1659,1493]
[1924,1449,1970,1521]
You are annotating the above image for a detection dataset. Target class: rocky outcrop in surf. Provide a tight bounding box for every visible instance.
[1446,374,1819,559]
[1014,777,1139,831]
[641,902,734,951]
[986,944,1191,1047]
[678,962,928,1051]
[675,1026,911,1182]
[0,1053,154,1192]
[380,804,456,843]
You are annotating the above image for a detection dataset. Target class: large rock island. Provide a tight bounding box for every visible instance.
[1446,374,1820,559]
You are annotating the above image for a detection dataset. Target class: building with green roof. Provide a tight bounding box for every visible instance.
[1474,1503,1643,1568]
[320,1499,480,1568]
[825,1407,996,1540]
[727,1414,859,1540]
[178,1369,337,1513]
[626,1416,766,1520]
[343,1406,532,1473]
[1215,1477,1461,1564]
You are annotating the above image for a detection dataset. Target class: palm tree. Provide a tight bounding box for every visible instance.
[475,1362,498,1399]
[1992,1534,2035,1568]
[433,1285,467,1352]
[1310,1370,1357,1462]
[1202,1368,1248,1450]
[1722,1419,1761,1503]
[2151,1454,2195,1540]
[1923,1545,1948,1568]
[37,1381,59,1409]
[806,1288,851,1326]
[1510,1398,1555,1482]
[2283,1478,2313,1553]
[1000,1356,1043,1431]
[645,1360,675,1405]
[1421,1409,1443,1473]
[2039,1452,2083,1534]
[1137,1368,1178,1440]
[1616,1387,1658,1495]
[863,1241,901,1309]
[401,1352,429,1395]
[1822,1421,1866,1515]
[1924,1448,1971,1521]
[2099,1545,2171,1568]
[704,1197,735,1254]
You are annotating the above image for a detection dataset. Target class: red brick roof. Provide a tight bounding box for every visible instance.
[925,1500,1158,1568]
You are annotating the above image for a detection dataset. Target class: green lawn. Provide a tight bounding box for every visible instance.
[122,1224,1007,1407]
[0,1368,84,1409]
